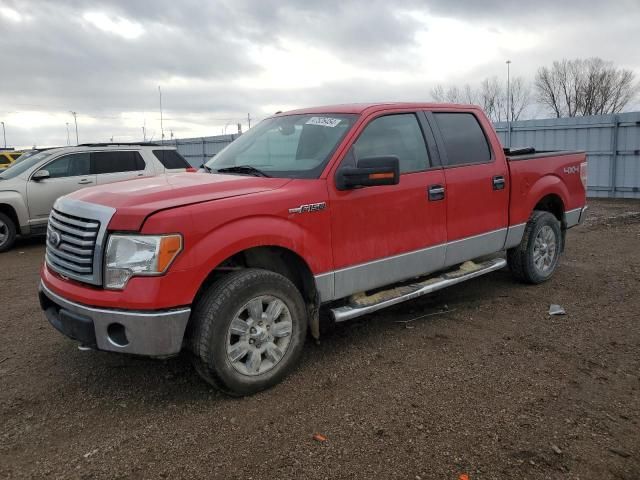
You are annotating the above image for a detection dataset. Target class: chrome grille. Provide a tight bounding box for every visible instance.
[45,197,116,286]
[46,209,100,277]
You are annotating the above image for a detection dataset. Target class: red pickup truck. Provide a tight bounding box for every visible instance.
[40,103,587,395]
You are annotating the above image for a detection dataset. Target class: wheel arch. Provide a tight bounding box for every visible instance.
[527,175,570,227]
[190,244,321,339]
[533,193,565,226]
[0,203,21,235]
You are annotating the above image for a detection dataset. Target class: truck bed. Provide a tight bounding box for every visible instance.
[505,147,585,161]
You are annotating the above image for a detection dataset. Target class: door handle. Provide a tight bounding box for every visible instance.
[428,184,445,201]
[78,179,93,185]
[492,175,505,190]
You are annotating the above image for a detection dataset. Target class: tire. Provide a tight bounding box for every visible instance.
[0,212,17,253]
[507,210,562,284]
[189,268,308,396]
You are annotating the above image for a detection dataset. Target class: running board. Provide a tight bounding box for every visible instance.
[330,257,507,322]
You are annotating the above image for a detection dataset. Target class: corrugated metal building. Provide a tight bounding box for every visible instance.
[495,112,640,199]
[169,112,640,199]
[162,134,238,167]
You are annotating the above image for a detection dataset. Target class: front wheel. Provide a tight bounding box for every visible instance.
[189,268,308,396]
[0,212,17,253]
[507,210,562,284]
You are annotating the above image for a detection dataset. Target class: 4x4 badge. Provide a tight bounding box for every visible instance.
[288,202,327,214]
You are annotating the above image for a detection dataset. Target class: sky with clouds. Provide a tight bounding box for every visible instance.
[1,0,639,148]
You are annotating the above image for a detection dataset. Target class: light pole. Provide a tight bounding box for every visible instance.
[69,111,79,145]
[65,122,70,146]
[158,86,165,141]
[1,121,5,148]
[506,60,512,148]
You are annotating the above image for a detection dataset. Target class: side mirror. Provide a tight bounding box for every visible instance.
[336,156,400,190]
[32,170,50,181]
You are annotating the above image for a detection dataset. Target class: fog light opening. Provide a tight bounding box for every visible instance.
[107,323,129,347]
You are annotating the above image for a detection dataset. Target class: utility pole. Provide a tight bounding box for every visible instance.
[142,118,147,142]
[247,113,251,129]
[506,60,511,148]
[1,121,5,148]
[65,122,70,145]
[70,111,79,145]
[158,86,165,141]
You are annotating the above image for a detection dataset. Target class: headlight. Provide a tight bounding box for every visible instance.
[104,234,182,290]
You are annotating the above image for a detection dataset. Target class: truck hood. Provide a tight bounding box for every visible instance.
[68,173,290,230]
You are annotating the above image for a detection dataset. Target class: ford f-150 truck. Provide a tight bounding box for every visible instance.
[39,103,587,396]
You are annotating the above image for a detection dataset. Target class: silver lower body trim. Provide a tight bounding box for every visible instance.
[333,244,446,301]
[315,227,509,302]
[576,206,588,226]
[504,223,526,249]
[40,282,191,357]
[565,207,586,228]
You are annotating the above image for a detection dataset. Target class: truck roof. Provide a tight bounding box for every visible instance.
[279,102,480,116]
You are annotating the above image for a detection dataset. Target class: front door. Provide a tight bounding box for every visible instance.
[427,111,509,267]
[27,152,94,221]
[328,112,447,299]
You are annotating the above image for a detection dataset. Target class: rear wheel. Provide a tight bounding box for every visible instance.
[507,210,562,284]
[0,212,17,253]
[189,269,307,396]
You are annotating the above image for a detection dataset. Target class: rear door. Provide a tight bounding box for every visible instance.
[427,110,509,267]
[92,151,148,185]
[327,112,447,299]
[27,152,94,220]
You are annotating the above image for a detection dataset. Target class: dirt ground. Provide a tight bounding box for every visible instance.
[1,199,639,480]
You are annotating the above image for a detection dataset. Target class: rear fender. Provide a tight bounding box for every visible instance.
[520,174,570,223]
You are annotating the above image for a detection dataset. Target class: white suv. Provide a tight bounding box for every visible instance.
[0,143,191,252]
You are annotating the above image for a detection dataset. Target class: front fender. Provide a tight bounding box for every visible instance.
[0,190,29,231]
[187,214,329,296]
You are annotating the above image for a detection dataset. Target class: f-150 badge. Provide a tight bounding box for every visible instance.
[288,202,327,214]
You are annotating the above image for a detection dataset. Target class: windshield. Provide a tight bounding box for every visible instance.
[205,114,358,179]
[0,150,58,180]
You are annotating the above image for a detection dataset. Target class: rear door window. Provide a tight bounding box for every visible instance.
[152,149,190,169]
[432,113,492,166]
[91,151,145,174]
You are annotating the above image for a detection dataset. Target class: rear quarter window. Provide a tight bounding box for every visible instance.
[433,112,492,166]
[152,150,190,169]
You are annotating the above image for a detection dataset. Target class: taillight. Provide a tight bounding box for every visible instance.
[580,161,588,189]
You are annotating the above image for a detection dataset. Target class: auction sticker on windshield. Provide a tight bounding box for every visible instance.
[306,117,342,127]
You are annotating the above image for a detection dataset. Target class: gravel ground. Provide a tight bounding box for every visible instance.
[1,199,639,480]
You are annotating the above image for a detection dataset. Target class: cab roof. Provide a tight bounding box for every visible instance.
[279,102,480,116]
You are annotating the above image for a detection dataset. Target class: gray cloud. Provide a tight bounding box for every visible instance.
[1,0,639,148]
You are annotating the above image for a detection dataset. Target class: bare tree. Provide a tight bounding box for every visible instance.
[430,84,477,104]
[479,77,505,122]
[505,76,531,121]
[432,76,530,122]
[535,58,639,117]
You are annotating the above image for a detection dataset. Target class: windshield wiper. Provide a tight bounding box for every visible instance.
[200,163,213,173]
[215,165,271,177]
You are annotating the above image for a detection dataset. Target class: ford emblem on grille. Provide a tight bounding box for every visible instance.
[48,230,62,248]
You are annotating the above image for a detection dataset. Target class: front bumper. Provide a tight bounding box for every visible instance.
[39,281,191,357]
